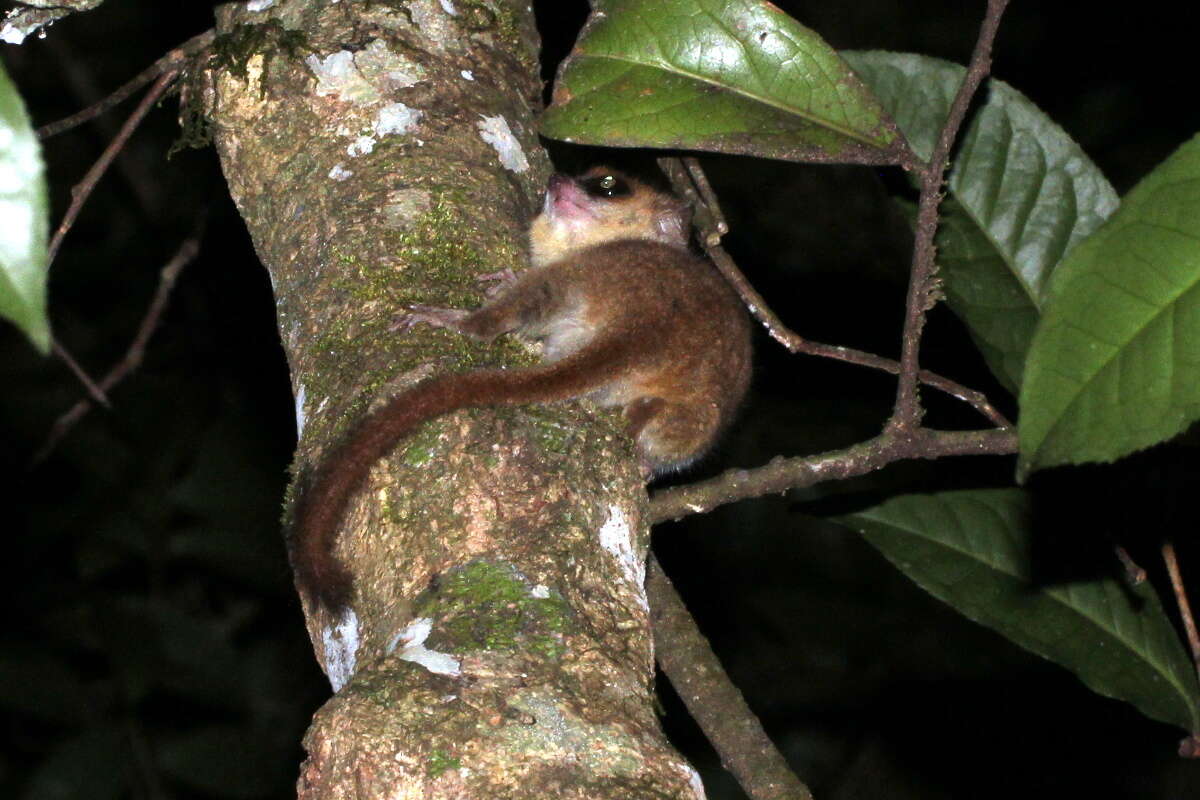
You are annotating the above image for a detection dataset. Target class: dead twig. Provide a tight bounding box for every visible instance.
[51,337,110,408]
[31,229,202,466]
[658,158,1011,429]
[1162,542,1200,682]
[1115,546,1147,585]
[47,70,179,267]
[36,29,214,140]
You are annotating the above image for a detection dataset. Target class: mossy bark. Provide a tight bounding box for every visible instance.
[204,1,702,797]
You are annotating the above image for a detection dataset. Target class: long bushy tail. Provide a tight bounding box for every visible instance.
[290,340,637,612]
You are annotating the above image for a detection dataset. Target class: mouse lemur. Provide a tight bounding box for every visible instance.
[290,167,753,612]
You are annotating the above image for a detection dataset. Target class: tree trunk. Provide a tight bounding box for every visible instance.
[204,1,703,796]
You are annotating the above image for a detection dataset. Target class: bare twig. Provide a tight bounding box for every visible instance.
[658,158,1011,428]
[31,230,202,466]
[1162,542,1200,682]
[1181,734,1200,759]
[891,0,1009,430]
[36,29,214,140]
[51,337,110,408]
[46,70,179,267]
[650,427,1016,524]
[682,157,727,245]
[1115,546,1147,585]
[648,556,813,800]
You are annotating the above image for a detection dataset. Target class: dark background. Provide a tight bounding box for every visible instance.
[4,1,1200,798]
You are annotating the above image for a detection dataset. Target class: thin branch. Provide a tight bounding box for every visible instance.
[31,229,202,466]
[683,157,727,245]
[648,556,813,800]
[890,0,1009,430]
[46,70,179,267]
[658,157,1011,428]
[1162,541,1200,682]
[1115,545,1147,585]
[51,337,110,408]
[650,427,1016,524]
[36,29,214,140]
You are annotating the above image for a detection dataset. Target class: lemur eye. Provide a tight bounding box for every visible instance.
[582,173,632,199]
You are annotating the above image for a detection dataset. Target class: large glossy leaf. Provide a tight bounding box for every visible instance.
[1019,133,1200,476]
[845,52,1119,392]
[541,0,905,164]
[934,198,1040,392]
[0,59,51,353]
[838,489,1200,732]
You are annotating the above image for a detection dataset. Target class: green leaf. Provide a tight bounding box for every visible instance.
[841,50,960,164]
[935,198,1040,393]
[541,0,905,164]
[837,489,1200,732]
[1019,133,1200,476]
[845,52,1119,391]
[0,59,51,354]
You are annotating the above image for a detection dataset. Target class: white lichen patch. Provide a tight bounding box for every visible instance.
[374,102,422,137]
[680,763,708,799]
[305,50,380,105]
[354,39,426,89]
[501,690,643,775]
[386,68,424,90]
[245,0,274,11]
[476,115,529,173]
[1,22,29,45]
[347,135,376,157]
[323,607,361,691]
[388,617,462,677]
[531,584,550,599]
[328,163,353,181]
[408,0,460,52]
[598,505,648,610]
[1,5,58,45]
[294,383,307,436]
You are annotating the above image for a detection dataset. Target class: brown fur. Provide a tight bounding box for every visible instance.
[290,169,752,612]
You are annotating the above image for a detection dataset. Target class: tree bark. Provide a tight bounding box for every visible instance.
[204,0,703,796]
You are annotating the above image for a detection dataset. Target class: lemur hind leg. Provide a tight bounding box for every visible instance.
[624,396,720,475]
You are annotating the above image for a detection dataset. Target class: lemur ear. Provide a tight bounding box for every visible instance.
[655,197,692,246]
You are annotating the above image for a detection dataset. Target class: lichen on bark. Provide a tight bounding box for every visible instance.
[204,0,703,796]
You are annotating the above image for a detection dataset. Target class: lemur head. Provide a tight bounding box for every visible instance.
[528,167,691,267]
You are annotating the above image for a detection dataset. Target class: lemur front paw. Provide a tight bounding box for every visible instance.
[475,269,518,298]
[391,304,470,333]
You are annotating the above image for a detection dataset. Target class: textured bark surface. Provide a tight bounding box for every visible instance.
[204,0,703,797]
